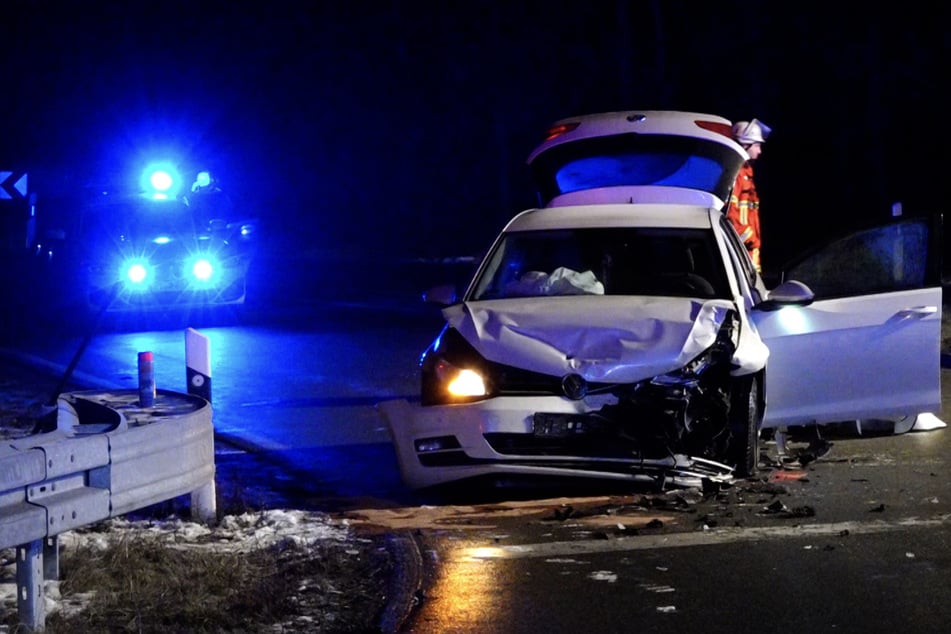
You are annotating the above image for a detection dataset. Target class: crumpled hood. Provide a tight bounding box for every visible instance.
[445,296,735,383]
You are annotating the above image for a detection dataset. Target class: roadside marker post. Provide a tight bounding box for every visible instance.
[185,328,211,403]
[138,351,156,407]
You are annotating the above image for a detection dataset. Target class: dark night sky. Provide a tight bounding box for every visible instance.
[1,1,948,267]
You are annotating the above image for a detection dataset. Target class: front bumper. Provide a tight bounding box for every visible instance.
[378,395,733,490]
[86,255,250,312]
[89,276,248,311]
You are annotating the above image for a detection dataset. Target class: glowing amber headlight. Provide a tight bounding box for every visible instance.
[447,369,487,398]
[420,329,494,406]
[434,359,487,398]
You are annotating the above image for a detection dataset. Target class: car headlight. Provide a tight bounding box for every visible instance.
[433,359,488,399]
[120,258,153,291]
[185,254,223,288]
[191,258,215,281]
[421,328,494,405]
[437,361,488,398]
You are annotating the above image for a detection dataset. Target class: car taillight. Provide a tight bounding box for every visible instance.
[543,121,581,141]
[694,120,734,140]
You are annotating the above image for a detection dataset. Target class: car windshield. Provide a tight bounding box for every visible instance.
[469,227,730,300]
[530,134,745,206]
[79,196,202,240]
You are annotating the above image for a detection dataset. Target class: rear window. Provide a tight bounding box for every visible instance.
[470,227,730,301]
[530,134,745,206]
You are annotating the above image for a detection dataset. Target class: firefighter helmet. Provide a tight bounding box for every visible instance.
[732,119,772,145]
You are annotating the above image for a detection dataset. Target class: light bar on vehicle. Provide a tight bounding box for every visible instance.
[140,162,183,200]
[150,170,174,193]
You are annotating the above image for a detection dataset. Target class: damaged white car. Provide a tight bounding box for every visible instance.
[379,111,942,490]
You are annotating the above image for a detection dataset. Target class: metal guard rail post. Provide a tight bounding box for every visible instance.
[0,388,216,631]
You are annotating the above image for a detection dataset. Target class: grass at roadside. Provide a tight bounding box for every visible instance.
[40,523,391,633]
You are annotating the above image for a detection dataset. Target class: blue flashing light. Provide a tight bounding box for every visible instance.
[140,162,183,200]
[150,170,174,192]
[153,235,172,245]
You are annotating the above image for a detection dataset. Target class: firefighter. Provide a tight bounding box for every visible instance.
[727,119,772,272]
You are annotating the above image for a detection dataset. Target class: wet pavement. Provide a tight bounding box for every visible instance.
[346,418,951,633]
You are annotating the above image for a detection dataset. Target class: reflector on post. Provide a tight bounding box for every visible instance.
[185,328,211,402]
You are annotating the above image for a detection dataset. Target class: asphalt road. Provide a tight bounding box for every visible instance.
[360,369,951,633]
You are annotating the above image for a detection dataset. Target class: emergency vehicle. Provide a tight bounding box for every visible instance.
[13,162,258,316]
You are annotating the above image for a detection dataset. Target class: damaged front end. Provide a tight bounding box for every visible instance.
[606,308,738,460]
[407,308,745,488]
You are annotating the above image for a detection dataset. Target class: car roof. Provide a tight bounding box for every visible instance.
[503,203,716,232]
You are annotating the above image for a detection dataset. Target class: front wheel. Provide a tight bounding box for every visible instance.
[726,374,762,477]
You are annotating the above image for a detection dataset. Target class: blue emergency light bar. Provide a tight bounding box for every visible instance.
[140,162,183,200]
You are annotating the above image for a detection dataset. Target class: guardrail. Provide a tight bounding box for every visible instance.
[1,387,216,631]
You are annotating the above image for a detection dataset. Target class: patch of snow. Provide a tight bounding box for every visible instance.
[1,509,353,628]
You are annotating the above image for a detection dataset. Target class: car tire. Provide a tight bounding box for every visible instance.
[727,374,762,478]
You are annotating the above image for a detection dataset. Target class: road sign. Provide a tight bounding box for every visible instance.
[0,171,28,199]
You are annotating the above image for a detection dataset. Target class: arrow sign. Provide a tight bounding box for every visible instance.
[0,171,28,199]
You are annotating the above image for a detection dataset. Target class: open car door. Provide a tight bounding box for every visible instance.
[753,215,942,428]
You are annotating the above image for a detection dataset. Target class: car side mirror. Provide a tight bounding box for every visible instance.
[754,280,815,312]
[422,284,457,306]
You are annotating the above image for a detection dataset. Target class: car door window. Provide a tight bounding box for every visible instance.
[757,214,941,427]
[719,215,761,299]
[783,217,936,299]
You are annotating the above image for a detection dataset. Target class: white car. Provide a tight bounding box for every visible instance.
[379,111,942,490]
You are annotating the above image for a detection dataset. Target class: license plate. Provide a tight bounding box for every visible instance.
[533,413,601,438]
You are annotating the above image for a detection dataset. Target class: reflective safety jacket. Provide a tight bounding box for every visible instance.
[726,162,761,271]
